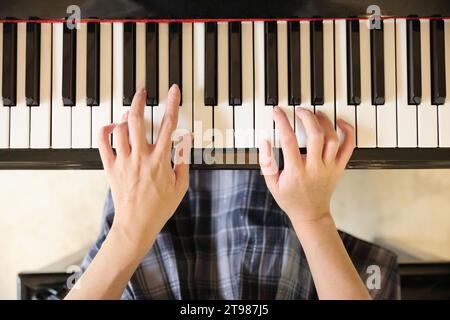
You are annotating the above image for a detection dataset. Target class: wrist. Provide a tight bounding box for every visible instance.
[287,208,333,225]
[289,211,336,237]
[109,222,159,260]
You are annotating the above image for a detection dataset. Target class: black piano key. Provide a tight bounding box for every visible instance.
[264,21,278,106]
[25,22,40,106]
[310,20,324,105]
[346,19,361,106]
[288,21,300,106]
[2,22,17,106]
[169,22,182,105]
[370,21,385,105]
[62,24,76,106]
[228,21,242,106]
[86,22,100,106]
[430,18,446,105]
[204,22,217,106]
[123,22,136,106]
[406,18,422,105]
[146,23,158,106]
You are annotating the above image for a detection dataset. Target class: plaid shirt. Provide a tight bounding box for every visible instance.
[81,170,400,299]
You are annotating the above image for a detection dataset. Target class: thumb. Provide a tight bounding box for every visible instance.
[174,133,192,192]
[258,139,280,192]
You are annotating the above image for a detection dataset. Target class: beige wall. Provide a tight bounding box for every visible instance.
[0,169,449,299]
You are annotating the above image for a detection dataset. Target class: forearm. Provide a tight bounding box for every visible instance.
[65,225,157,300]
[68,86,188,299]
[291,214,371,300]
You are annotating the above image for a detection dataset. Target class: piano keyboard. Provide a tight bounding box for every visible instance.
[1,18,450,166]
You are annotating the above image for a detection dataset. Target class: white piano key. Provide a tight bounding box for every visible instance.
[152,23,168,144]
[175,23,193,141]
[321,20,336,128]
[10,22,30,148]
[254,21,273,147]
[135,22,152,143]
[91,23,112,148]
[214,22,234,149]
[334,20,356,144]
[112,23,126,148]
[275,21,293,148]
[439,20,450,147]
[72,23,91,148]
[0,23,10,148]
[52,23,72,148]
[356,20,377,147]
[234,22,254,149]
[136,23,146,89]
[234,22,255,148]
[296,21,314,147]
[193,23,213,148]
[376,19,397,148]
[30,23,51,148]
[396,19,417,147]
[418,19,438,148]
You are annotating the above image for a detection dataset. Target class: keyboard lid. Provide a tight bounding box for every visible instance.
[1,0,450,20]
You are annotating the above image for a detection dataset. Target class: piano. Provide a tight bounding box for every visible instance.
[1,0,450,169]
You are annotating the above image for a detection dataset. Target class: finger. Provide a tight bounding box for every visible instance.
[295,108,324,164]
[335,119,356,169]
[258,139,280,193]
[98,123,116,169]
[272,107,302,168]
[128,88,147,152]
[114,121,131,157]
[155,84,181,155]
[316,111,340,164]
[174,133,192,193]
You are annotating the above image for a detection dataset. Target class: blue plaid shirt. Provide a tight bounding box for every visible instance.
[81,170,400,299]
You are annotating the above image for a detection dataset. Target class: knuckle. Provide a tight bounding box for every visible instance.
[289,166,303,180]
[347,134,356,148]
[132,152,143,163]
[347,122,356,132]
[307,161,323,175]
[128,112,141,124]
[98,126,108,140]
[165,114,177,128]
[328,136,340,148]
[131,158,144,173]
[117,123,127,134]
[309,131,324,142]
[282,133,296,145]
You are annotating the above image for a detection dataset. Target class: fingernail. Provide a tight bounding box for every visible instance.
[169,83,179,93]
[273,106,280,113]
